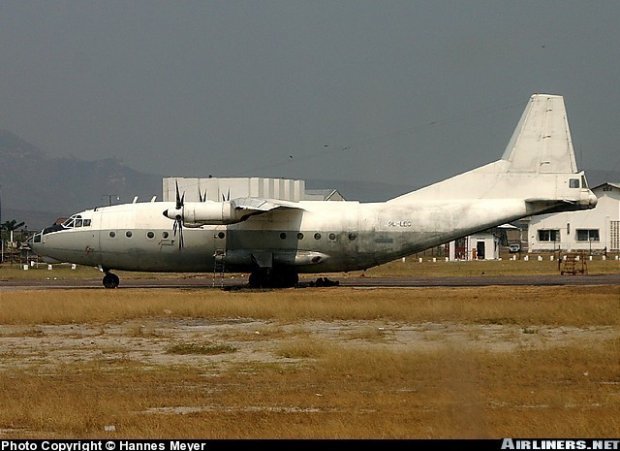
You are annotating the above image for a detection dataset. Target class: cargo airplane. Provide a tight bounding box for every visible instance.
[31,94,597,288]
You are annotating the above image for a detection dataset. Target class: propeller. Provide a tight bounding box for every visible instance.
[217,187,231,202]
[198,188,207,202]
[163,180,185,249]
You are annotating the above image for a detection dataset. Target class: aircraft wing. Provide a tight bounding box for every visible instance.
[230,197,304,214]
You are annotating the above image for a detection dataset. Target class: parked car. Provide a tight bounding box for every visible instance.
[508,243,521,253]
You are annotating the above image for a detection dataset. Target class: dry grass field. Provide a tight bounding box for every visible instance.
[0,284,618,439]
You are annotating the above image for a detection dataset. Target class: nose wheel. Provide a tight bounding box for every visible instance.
[103,272,120,289]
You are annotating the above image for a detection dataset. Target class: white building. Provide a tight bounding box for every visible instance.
[163,177,305,202]
[527,182,620,253]
[447,224,517,260]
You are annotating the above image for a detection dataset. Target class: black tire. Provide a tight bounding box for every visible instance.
[103,273,120,289]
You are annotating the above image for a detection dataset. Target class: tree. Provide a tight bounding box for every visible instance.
[1,219,26,242]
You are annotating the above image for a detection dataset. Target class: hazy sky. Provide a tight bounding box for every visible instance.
[1,1,619,187]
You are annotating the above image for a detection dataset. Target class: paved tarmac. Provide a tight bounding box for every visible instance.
[2,272,619,290]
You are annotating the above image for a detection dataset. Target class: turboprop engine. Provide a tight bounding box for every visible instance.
[164,200,247,226]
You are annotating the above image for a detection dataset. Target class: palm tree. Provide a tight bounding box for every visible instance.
[1,219,26,243]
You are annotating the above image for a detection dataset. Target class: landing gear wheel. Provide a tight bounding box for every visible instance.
[272,269,298,288]
[249,268,299,288]
[248,271,263,289]
[103,272,120,289]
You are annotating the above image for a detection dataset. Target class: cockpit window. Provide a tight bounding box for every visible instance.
[581,175,588,189]
[62,214,92,229]
[569,179,580,188]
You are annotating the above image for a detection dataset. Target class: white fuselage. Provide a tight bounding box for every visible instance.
[31,177,593,274]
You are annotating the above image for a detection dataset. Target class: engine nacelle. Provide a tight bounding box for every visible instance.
[182,201,246,225]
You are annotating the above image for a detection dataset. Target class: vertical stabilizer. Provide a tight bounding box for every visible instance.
[502,94,578,174]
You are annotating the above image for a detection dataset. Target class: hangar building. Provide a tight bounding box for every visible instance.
[162,177,344,202]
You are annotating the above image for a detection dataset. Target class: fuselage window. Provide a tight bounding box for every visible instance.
[126,231,133,238]
[348,233,357,241]
[163,232,169,239]
[109,231,116,238]
[314,233,321,240]
[147,231,155,239]
[328,233,336,240]
[280,232,287,240]
[218,232,225,239]
[297,233,304,240]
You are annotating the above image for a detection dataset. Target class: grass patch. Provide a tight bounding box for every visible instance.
[276,338,330,359]
[3,340,616,438]
[1,286,617,326]
[166,343,237,355]
[124,324,165,338]
[345,326,390,342]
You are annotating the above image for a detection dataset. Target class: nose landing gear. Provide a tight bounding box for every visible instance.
[102,271,120,289]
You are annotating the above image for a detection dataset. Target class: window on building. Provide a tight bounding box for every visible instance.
[538,229,560,242]
[576,229,599,242]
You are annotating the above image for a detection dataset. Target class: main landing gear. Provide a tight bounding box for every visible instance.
[102,271,120,289]
[248,268,299,288]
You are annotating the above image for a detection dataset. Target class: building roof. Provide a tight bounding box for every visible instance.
[304,189,345,201]
[592,182,620,191]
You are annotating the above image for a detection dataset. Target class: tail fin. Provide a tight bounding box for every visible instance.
[502,94,578,174]
[389,93,596,209]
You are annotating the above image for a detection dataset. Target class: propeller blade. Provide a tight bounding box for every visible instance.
[172,215,184,250]
[227,188,230,201]
[175,180,183,210]
[170,180,185,250]
[178,224,184,249]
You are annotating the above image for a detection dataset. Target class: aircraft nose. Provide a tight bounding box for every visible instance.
[588,192,598,208]
[30,231,43,255]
